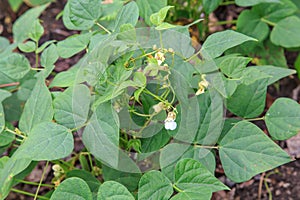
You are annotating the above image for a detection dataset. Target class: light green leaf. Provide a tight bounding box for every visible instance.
[271,16,300,48]
[237,10,269,42]
[138,170,173,200]
[200,30,257,59]
[28,19,44,42]
[150,6,173,26]
[203,0,221,14]
[219,56,251,78]
[114,1,139,32]
[219,120,291,182]
[97,181,135,200]
[68,0,102,30]
[0,53,30,80]
[235,0,280,6]
[0,123,15,147]
[57,33,91,58]
[12,4,48,43]
[53,84,90,129]
[226,78,267,118]
[49,66,81,88]
[174,158,229,192]
[19,76,54,134]
[82,102,119,168]
[15,122,73,160]
[133,72,147,86]
[17,77,37,101]
[240,67,271,85]
[136,0,167,25]
[18,41,36,53]
[252,65,296,85]
[265,98,300,140]
[0,37,10,54]
[50,177,92,200]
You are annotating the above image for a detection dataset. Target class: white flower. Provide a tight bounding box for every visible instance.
[164,111,177,130]
[154,51,165,66]
[165,120,177,130]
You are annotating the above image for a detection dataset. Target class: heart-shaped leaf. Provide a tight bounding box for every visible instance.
[265,98,300,140]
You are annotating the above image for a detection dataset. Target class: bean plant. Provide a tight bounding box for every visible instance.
[0,0,300,199]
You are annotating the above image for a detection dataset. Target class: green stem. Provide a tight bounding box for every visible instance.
[129,110,152,117]
[261,18,276,27]
[34,161,49,200]
[70,121,89,132]
[159,30,164,49]
[95,22,111,34]
[210,19,237,26]
[4,127,27,139]
[194,144,219,149]
[173,184,184,193]
[245,117,265,122]
[185,50,203,62]
[15,179,54,188]
[11,188,49,200]
[220,0,235,6]
[35,41,39,68]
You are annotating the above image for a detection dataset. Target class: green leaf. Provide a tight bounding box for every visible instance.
[200,30,257,59]
[160,143,216,181]
[136,0,167,25]
[253,0,297,23]
[53,84,90,129]
[219,56,252,78]
[50,177,93,200]
[251,65,296,85]
[0,53,30,80]
[271,16,300,48]
[49,66,80,88]
[235,0,280,6]
[237,10,269,42]
[0,157,31,199]
[68,0,102,30]
[57,33,91,58]
[66,169,101,197]
[174,158,229,192]
[12,4,48,43]
[138,170,173,200]
[155,22,177,30]
[0,124,15,147]
[195,89,224,145]
[226,78,267,118]
[170,190,212,200]
[0,90,11,134]
[219,120,291,182]
[37,39,56,53]
[97,181,135,200]
[114,1,139,32]
[203,0,221,14]
[15,122,73,160]
[133,72,147,86]
[150,6,173,26]
[18,41,36,53]
[19,76,54,134]
[141,128,170,153]
[41,44,59,77]
[265,98,300,140]
[8,0,23,12]
[0,37,10,54]
[102,165,141,192]
[82,102,119,168]
[169,69,200,143]
[28,19,44,42]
